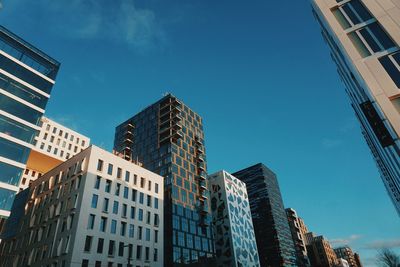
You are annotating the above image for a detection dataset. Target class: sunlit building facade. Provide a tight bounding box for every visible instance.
[311,0,400,215]
[114,94,214,266]
[0,26,59,219]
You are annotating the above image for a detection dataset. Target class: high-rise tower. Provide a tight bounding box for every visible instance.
[233,163,297,266]
[114,94,214,266]
[0,26,60,220]
[311,0,400,215]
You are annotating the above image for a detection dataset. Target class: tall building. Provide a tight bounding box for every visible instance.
[286,208,310,267]
[311,0,400,215]
[0,26,60,220]
[0,145,164,267]
[334,246,359,267]
[354,253,363,267]
[208,170,260,267]
[20,116,90,190]
[233,163,296,266]
[114,94,214,266]
[305,233,338,267]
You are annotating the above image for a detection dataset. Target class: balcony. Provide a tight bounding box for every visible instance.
[199,181,207,190]
[197,172,207,180]
[196,155,205,162]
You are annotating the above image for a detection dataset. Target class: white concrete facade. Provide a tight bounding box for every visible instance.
[312,0,400,215]
[0,145,164,267]
[19,117,90,191]
[208,170,260,267]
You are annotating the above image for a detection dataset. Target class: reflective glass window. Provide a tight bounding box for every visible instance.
[0,93,42,125]
[0,187,16,211]
[0,161,23,186]
[0,137,30,163]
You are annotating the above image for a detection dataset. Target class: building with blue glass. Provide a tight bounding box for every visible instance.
[311,0,400,215]
[209,170,260,267]
[233,163,297,267]
[0,26,60,220]
[114,94,215,266]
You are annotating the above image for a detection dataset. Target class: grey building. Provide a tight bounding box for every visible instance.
[114,94,215,266]
[233,163,296,267]
[311,0,400,215]
[0,26,60,223]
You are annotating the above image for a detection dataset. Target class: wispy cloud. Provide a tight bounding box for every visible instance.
[321,137,343,149]
[6,0,165,49]
[364,239,400,250]
[330,234,362,246]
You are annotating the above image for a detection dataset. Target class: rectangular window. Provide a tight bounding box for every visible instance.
[117,168,122,179]
[146,211,151,224]
[107,164,113,175]
[97,238,104,253]
[113,201,119,214]
[82,259,89,267]
[125,171,130,182]
[154,214,159,227]
[145,228,150,241]
[148,181,151,191]
[145,247,150,261]
[94,176,101,189]
[120,222,126,236]
[97,160,103,171]
[105,180,111,193]
[100,217,107,232]
[138,226,143,240]
[154,248,158,262]
[115,184,120,196]
[91,194,98,209]
[129,224,134,238]
[111,219,117,234]
[133,174,137,185]
[118,242,124,257]
[103,198,109,213]
[123,187,129,199]
[87,214,95,229]
[136,245,142,260]
[154,230,158,243]
[138,209,143,221]
[108,240,115,256]
[147,195,152,207]
[140,177,145,188]
[131,189,137,202]
[154,198,159,209]
[122,204,127,217]
[139,192,144,204]
[84,236,92,252]
[131,206,135,219]
[379,52,400,88]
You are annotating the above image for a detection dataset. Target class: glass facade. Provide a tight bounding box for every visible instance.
[114,94,215,266]
[233,164,297,267]
[0,25,59,215]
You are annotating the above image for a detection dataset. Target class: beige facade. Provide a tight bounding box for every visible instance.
[0,145,164,267]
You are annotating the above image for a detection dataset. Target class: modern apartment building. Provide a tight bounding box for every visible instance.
[0,145,164,267]
[305,233,338,267]
[311,0,400,215]
[233,163,296,266]
[208,170,260,267]
[114,94,214,266]
[20,116,90,190]
[334,246,359,267]
[0,26,60,220]
[286,208,310,267]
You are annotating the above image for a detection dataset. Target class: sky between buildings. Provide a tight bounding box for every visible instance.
[1,0,399,265]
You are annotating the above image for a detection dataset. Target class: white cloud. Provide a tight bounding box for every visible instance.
[330,234,362,246]
[364,239,400,250]
[321,137,343,149]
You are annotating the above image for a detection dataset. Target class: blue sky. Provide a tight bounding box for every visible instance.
[1,0,399,265]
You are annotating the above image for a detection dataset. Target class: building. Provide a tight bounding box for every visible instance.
[311,0,400,215]
[233,163,297,266]
[114,94,214,266]
[354,253,363,267]
[334,246,358,267]
[0,145,164,267]
[305,233,338,267]
[336,258,350,267]
[286,208,310,267]
[20,116,90,190]
[298,217,309,239]
[0,26,60,221]
[208,170,260,267]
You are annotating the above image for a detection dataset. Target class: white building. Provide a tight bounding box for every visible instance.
[0,145,164,267]
[208,170,260,267]
[19,117,90,191]
[311,0,400,215]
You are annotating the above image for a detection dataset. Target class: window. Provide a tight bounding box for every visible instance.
[138,209,143,221]
[145,228,150,241]
[94,176,101,189]
[154,214,159,227]
[84,236,92,252]
[107,164,113,175]
[136,245,142,260]
[122,204,127,217]
[130,207,135,219]
[154,248,158,262]
[140,177,145,188]
[146,211,151,224]
[82,259,89,267]
[139,192,144,204]
[105,180,111,193]
[148,180,151,191]
[133,174,137,185]
[108,240,115,256]
[147,195,151,207]
[87,214,95,229]
[115,184,121,196]
[118,242,124,257]
[103,198,109,213]
[125,171,130,182]
[138,226,143,240]
[131,189,137,202]
[155,183,159,193]
[154,230,158,243]
[120,222,126,236]
[123,187,129,199]
[100,217,107,232]
[113,201,119,214]
[97,238,104,253]
[379,52,400,88]
[154,198,159,209]
[97,160,103,171]
[117,168,122,179]
[91,194,98,208]
[145,247,150,261]
[111,220,117,234]
[95,261,101,267]
[129,224,134,238]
